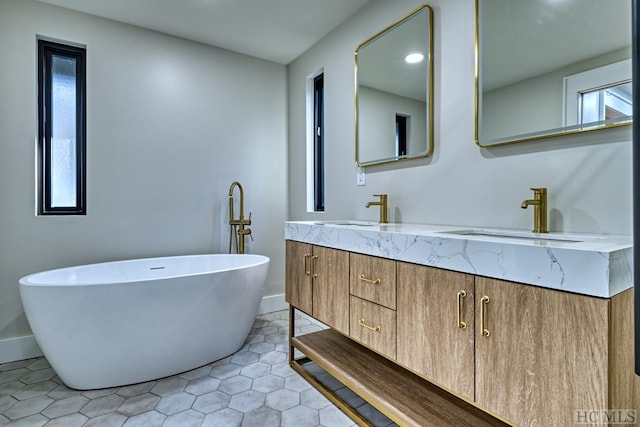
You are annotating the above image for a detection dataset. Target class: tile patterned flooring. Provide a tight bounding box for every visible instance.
[0,310,394,427]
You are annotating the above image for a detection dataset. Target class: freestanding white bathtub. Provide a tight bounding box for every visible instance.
[19,254,269,390]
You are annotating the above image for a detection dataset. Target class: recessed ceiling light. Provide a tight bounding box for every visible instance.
[405,53,424,64]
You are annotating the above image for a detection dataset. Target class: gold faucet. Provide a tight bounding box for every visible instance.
[228,181,252,254]
[365,194,388,224]
[521,188,548,233]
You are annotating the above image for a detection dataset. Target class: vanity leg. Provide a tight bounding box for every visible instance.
[288,304,295,363]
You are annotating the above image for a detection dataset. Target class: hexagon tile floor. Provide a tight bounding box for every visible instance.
[0,310,397,427]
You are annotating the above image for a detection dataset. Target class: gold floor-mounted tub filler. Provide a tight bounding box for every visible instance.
[228,181,252,254]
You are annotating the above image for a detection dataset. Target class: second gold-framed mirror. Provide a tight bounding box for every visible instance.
[475,0,633,147]
[355,4,434,166]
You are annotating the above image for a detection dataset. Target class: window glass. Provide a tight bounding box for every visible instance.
[38,39,86,215]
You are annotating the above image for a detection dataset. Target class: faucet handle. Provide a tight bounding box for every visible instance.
[239,228,254,241]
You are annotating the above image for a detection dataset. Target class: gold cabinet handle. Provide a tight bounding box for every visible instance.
[359,274,381,285]
[457,290,467,329]
[359,318,381,332]
[304,254,311,276]
[480,295,491,337]
[311,255,318,278]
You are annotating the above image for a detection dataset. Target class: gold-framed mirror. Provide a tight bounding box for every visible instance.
[475,0,632,147]
[355,4,433,166]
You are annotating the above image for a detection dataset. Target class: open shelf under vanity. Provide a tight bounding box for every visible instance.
[289,316,509,427]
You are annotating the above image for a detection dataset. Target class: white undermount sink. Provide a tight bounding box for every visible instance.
[437,229,598,243]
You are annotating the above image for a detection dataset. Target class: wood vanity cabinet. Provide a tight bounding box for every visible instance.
[287,239,638,426]
[396,263,475,401]
[397,265,637,426]
[474,276,633,427]
[285,240,349,334]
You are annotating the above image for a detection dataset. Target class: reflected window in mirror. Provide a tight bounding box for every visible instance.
[396,114,409,156]
[355,5,433,166]
[476,0,633,147]
[562,58,632,127]
[580,82,632,124]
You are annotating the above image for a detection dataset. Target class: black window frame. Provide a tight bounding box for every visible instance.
[37,39,87,215]
[313,73,325,212]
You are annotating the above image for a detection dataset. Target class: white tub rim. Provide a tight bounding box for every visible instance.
[19,253,270,287]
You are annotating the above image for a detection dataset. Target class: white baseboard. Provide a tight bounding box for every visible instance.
[258,293,288,314]
[1,293,287,364]
[0,335,43,364]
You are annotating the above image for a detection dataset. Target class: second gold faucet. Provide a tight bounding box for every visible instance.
[366,194,388,224]
[521,188,548,233]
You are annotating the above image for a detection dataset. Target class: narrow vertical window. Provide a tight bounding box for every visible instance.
[38,39,86,215]
[313,74,325,212]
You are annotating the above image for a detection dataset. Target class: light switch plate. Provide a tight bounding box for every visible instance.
[356,167,366,186]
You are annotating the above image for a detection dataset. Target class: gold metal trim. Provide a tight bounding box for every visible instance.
[288,305,295,363]
[354,4,434,166]
[359,318,381,332]
[480,295,491,337]
[289,307,369,424]
[290,360,375,427]
[359,274,381,285]
[457,290,467,329]
[290,337,400,425]
[473,0,632,148]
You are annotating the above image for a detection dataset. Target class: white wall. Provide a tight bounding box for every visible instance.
[0,0,288,358]
[288,0,631,233]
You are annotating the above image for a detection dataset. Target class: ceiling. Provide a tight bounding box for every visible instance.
[481,0,632,91]
[37,0,372,64]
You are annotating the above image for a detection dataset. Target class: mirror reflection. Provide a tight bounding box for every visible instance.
[355,5,433,166]
[476,0,632,147]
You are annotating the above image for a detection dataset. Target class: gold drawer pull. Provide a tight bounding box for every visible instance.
[480,295,491,337]
[359,274,381,285]
[457,290,467,329]
[304,254,311,276]
[359,318,381,332]
[311,255,318,278]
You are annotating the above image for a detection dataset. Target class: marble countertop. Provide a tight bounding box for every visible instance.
[284,221,633,298]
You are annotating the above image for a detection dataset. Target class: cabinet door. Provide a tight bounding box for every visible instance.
[475,277,608,426]
[312,246,349,334]
[285,240,313,315]
[396,263,475,401]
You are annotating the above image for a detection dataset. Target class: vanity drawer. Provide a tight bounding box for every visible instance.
[349,296,396,360]
[350,253,396,309]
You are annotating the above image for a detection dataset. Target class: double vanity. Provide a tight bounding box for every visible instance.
[285,221,635,426]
